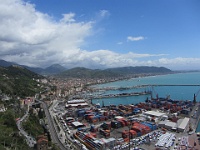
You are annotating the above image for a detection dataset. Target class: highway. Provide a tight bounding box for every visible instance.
[50,100,80,150]
[36,99,67,150]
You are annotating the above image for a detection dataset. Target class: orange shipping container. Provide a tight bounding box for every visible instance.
[123,138,129,143]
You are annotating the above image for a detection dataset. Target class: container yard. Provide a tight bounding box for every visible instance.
[52,97,200,150]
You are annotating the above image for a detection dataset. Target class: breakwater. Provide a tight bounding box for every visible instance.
[91,91,151,99]
[91,84,200,92]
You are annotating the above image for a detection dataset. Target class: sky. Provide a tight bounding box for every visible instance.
[0,0,200,70]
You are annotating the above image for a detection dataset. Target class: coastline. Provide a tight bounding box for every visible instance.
[88,71,200,89]
[89,73,175,90]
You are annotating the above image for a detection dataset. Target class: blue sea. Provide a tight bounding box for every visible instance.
[91,72,200,131]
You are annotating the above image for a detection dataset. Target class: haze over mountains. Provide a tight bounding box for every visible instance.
[0,59,172,77]
[0,59,67,75]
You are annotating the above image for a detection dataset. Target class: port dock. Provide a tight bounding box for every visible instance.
[91,91,151,99]
[92,84,200,91]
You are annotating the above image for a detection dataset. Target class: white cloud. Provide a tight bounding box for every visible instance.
[61,13,76,23]
[157,57,200,69]
[99,10,110,18]
[0,0,200,70]
[0,0,92,67]
[117,42,123,45]
[127,36,145,41]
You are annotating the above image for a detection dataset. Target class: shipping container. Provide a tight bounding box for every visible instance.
[141,122,153,131]
[101,122,111,130]
[111,121,120,128]
[99,129,110,138]
[123,137,129,143]
[104,111,108,116]
[90,125,98,133]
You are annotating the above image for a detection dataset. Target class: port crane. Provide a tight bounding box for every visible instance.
[194,88,200,103]
[150,86,159,99]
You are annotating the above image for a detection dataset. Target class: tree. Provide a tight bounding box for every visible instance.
[51,143,60,150]
[2,110,17,129]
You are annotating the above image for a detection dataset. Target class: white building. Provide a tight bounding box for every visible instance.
[143,110,166,122]
[177,117,190,132]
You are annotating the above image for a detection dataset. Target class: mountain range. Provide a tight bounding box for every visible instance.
[0,59,173,96]
[58,66,172,79]
[0,59,67,75]
[0,59,172,78]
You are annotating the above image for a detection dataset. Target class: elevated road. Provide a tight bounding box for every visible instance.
[36,99,67,150]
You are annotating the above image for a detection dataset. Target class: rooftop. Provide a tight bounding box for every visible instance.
[144,111,165,117]
[71,121,84,127]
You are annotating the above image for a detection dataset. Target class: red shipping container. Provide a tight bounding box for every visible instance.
[104,111,108,116]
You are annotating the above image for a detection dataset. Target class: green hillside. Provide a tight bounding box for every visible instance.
[105,66,172,74]
[58,66,172,79]
[57,67,121,78]
[0,65,43,97]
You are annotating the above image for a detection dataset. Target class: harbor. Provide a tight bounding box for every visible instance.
[51,72,200,150]
[91,84,200,92]
[52,94,200,150]
[90,91,151,99]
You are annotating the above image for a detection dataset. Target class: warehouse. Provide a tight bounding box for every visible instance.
[158,120,177,130]
[165,121,177,130]
[71,121,85,129]
[143,111,166,122]
[177,117,190,132]
[65,102,88,108]
[144,111,166,118]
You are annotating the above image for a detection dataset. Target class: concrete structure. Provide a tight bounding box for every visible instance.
[158,121,166,128]
[177,117,190,132]
[37,135,48,150]
[144,111,166,122]
[165,121,177,130]
[158,117,190,132]
[158,120,176,130]
[71,121,85,129]
[144,111,166,118]
[67,99,85,104]
[65,102,88,108]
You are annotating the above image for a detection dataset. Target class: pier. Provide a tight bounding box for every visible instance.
[92,84,200,91]
[90,91,151,99]
[147,84,200,87]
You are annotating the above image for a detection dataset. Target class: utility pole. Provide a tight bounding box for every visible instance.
[129,120,131,150]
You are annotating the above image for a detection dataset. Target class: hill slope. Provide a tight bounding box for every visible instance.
[58,67,120,78]
[105,66,172,75]
[58,66,172,78]
[0,65,43,97]
[0,59,17,67]
[43,64,67,74]
[0,59,67,75]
